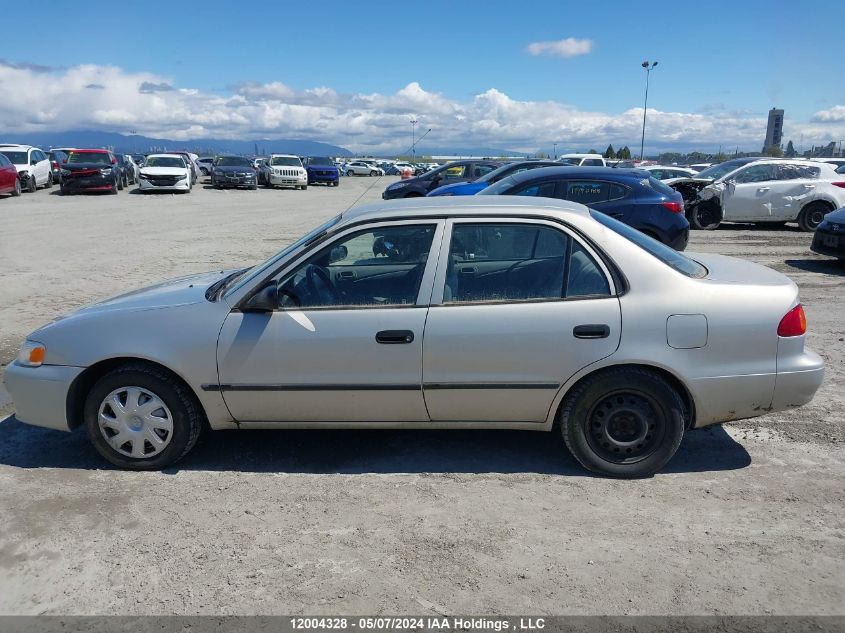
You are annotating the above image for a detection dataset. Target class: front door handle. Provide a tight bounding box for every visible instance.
[376,330,414,344]
[758,186,770,191]
[573,324,610,339]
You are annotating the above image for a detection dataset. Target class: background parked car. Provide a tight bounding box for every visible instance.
[59,149,121,195]
[196,157,214,175]
[0,144,52,192]
[428,160,560,196]
[666,159,845,231]
[304,156,340,186]
[478,166,690,250]
[115,155,137,187]
[260,154,308,190]
[558,153,607,167]
[131,154,146,168]
[211,155,258,190]
[46,150,69,185]
[346,161,384,176]
[642,165,698,180]
[382,160,502,199]
[0,152,21,197]
[138,153,192,193]
[810,207,845,259]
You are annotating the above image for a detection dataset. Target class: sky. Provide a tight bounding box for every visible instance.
[1,0,844,155]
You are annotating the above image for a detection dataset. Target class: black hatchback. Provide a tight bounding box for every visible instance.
[478,166,690,250]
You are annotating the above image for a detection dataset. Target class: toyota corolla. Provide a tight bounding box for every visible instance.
[4,197,824,477]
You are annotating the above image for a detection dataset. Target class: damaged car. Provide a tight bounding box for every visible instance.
[665,158,845,232]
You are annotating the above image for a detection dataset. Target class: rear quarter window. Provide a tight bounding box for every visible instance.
[590,210,707,278]
[644,176,678,196]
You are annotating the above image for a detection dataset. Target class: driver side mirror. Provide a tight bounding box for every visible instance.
[30,158,38,166]
[242,281,278,313]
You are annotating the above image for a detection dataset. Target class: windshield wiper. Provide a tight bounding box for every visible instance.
[205,267,251,301]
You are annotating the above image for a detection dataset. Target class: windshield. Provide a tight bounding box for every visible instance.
[307,157,333,166]
[0,151,27,164]
[67,152,111,165]
[694,161,750,181]
[271,156,302,167]
[225,214,344,297]
[215,156,251,167]
[590,210,707,278]
[145,156,185,168]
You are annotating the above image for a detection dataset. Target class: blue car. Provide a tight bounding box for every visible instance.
[427,160,560,197]
[304,156,340,186]
[478,166,690,250]
[810,207,845,259]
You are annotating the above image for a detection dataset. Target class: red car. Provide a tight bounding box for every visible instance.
[0,152,21,197]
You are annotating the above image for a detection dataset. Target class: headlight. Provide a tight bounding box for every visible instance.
[100,168,112,175]
[139,173,149,180]
[17,341,46,367]
[20,170,29,177]
[177,174,187,181]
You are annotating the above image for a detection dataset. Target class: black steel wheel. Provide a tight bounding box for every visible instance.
[558,367,686,478]
[798,202,829,233]
[688,199,721,230]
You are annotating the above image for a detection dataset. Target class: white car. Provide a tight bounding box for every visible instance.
[137,154,192,193]
[262,154,308,190]
[0,144,52,192]
[346,161,384,176]
[642,165,699,180]
[558,153,607,167]
[667,159,845,231]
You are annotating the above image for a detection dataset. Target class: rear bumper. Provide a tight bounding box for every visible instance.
[811,228,845,259]
[3,361,84,432]
[772,348,825,412]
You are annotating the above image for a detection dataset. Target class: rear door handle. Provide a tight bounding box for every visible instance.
[573,324,610,339]
[758,187,770,191]
[376,330,414,344]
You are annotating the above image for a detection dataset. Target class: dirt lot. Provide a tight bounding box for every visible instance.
[0,176,843,616]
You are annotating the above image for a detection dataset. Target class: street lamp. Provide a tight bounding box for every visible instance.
[553,142,557,159]
[410,118,418,162]
[639,60,658,161]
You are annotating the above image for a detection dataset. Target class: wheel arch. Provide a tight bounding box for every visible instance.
[801,198,835,214]
[66,357,207,430]
[549,362,696,430]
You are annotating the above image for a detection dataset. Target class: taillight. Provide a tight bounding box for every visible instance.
[778,304,807,337]
[661,201,684,213]
[831,182,845,189]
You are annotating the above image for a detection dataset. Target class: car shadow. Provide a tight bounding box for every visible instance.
[714,222,802,232]
[785,258,845,275]
[0,415,749,476]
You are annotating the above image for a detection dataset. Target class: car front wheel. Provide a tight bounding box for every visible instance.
[558,367,685,478]
[12,178,21,197]
[84,364,204,470]
[688,199,721,230]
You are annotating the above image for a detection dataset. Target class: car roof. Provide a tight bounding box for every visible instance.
[505,166,651,184]
[0,144,33,150]
[269,153,299,158]
[340,194,590,226]
[69,148,110,153]
[146,153,184,158]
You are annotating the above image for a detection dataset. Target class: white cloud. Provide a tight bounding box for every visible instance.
[526,38,593,58]
[0,60,843,153]
[812,105,845,123]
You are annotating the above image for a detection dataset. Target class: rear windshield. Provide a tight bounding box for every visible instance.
[477,174,519,195]
[590,210,707,278]
[0,151,27,164]
[644,176,677,196]
[67,152,111,164]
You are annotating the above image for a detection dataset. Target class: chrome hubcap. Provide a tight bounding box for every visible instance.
[98,386,173,459]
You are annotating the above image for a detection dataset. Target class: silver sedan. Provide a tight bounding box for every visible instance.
[4,196,824,477]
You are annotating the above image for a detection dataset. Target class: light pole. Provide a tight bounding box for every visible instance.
[410,118,418,162]
[639,60,658,161]
[553,142,557,159]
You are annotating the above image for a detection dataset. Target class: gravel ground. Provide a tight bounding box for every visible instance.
[0,176,843,616]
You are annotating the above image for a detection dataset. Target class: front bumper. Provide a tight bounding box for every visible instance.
[307,170,339,184]
[213,174,257,188]
[138,177,190,191]
[811,227,845,259]
[3,361,84,432]
[61,174,115,193]
[268,173,307,187]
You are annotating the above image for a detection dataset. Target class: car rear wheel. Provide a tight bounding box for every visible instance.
[370,170,378,176]
[558,367,685,478]
[84,364,204,470]
[12,178,21,197]
[798,202,830,233]
[27,176,36,193]
[45,173,53,189]
[688,199,721,230]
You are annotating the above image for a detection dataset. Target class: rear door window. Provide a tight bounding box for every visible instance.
[562,180,612,204]
[443,223,610,303]
[512,181,557,197]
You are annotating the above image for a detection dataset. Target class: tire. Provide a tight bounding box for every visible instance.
[347,170,355,177]
[798,202,830,233]
[300,185,307,190]
[12,178,21,197]
[118,175,125,190]
[60,184,69,196]
[45,173,53,189]
[370,170,378,176]
[84,364,204,470]
[688,199,721,230]
[27,176,36,193]
[249,184,257,190]
[110,180,119,194]
[558,367,685,478]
